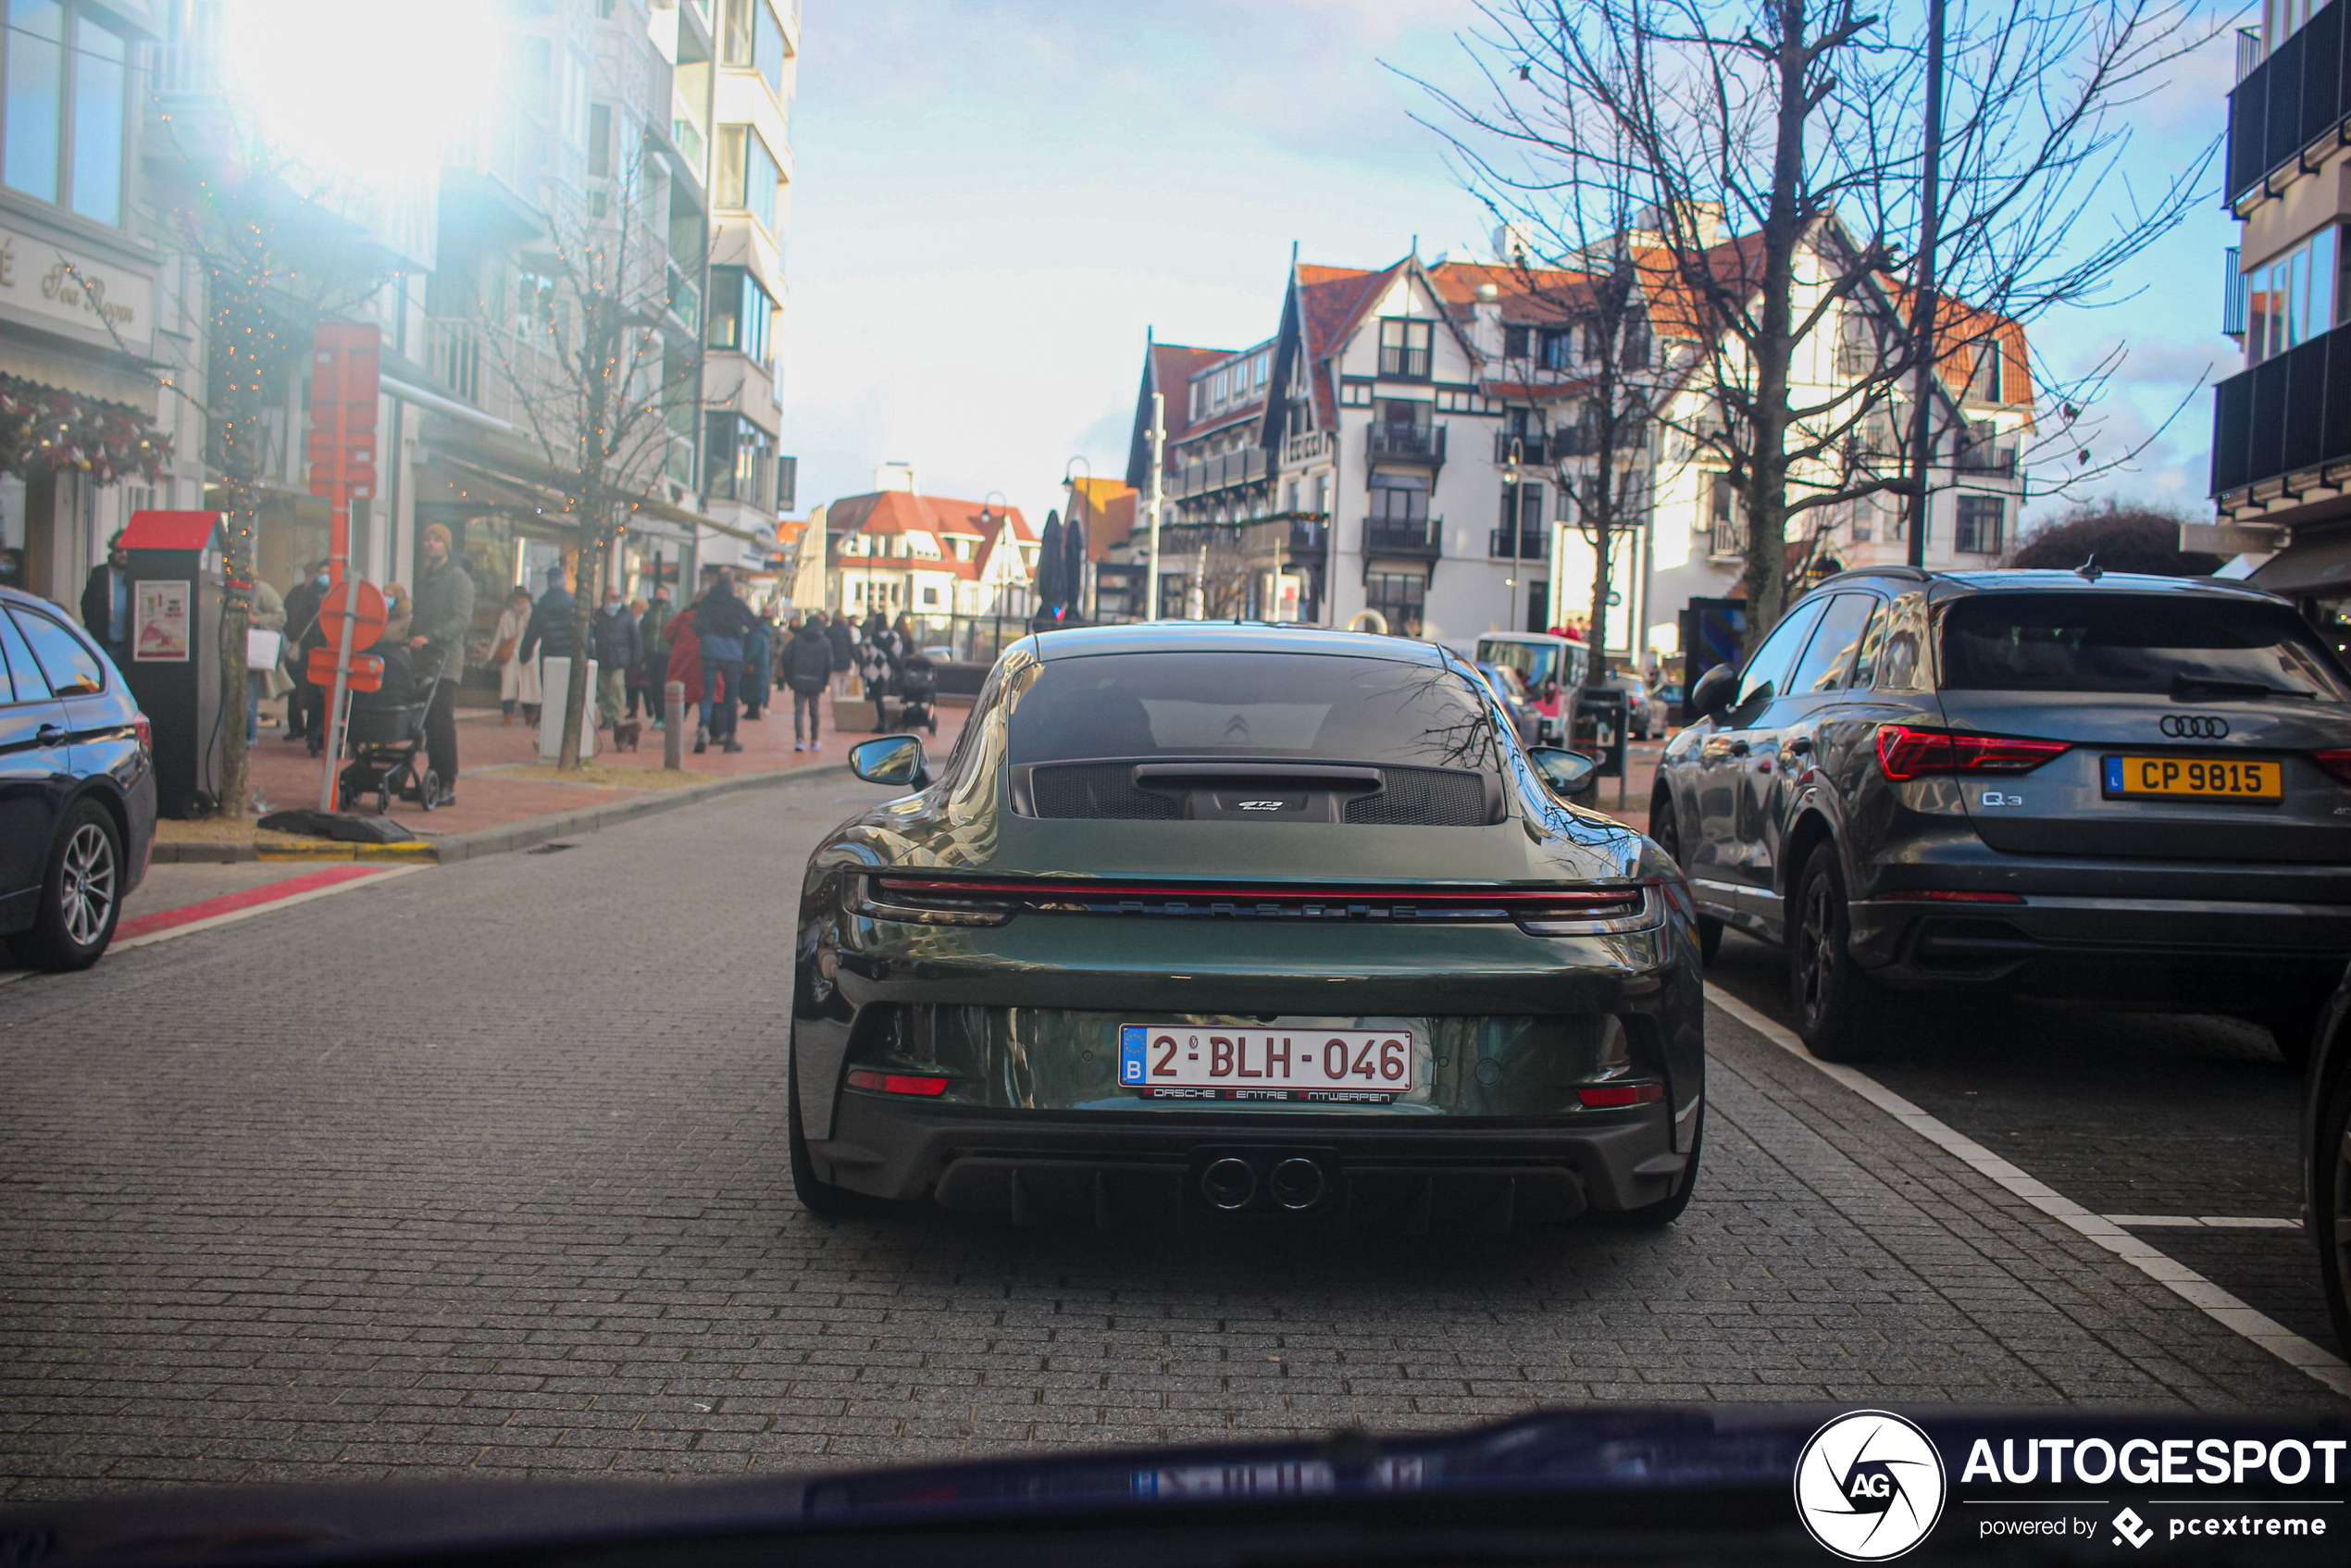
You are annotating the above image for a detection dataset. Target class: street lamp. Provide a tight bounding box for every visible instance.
[979,489,1011,661]
[1503,437,1524,635]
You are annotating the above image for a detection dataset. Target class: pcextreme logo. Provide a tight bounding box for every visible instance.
[1795,1410,1949,1561]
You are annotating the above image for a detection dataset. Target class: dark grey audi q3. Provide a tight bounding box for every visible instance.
[1651,566,2351,1064]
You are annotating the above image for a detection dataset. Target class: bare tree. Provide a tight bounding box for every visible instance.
[1418,0,2216,645]
[139,121,394,817]
[472,144,702,768]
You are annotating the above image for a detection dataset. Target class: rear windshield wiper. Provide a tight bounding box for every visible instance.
[2169,672,2319,701]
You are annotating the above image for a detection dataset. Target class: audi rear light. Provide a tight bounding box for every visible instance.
[1876,724,2067,782]
[133,712,153,755]
[1578,1082,1665,1108]
[2315,749,2351,786]
[844,1069,950,1097]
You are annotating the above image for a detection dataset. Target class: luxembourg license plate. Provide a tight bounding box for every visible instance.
[1118,1024,1414,1103]
[2101,755,2283,802]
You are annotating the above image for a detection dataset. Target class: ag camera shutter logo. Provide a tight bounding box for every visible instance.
[1794,1410,1947,1561]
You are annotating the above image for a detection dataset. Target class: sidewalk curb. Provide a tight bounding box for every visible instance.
[150,761,853,866]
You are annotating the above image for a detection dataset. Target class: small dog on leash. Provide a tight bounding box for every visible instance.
[611,720,641,753]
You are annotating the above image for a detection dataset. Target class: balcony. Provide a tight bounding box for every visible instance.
[2209,317,2351,497]
[1365,423,1447,465]
[1954,442,2017,477]
[1494,430,1553,466]
[1281,429,1337,467]
[1164,445,1268,500]
[2226,3,2349,208]
[1488,528,1549,561]
[1362,516,1442,559]
[1285,518,1328,556]
[666,262,702,334]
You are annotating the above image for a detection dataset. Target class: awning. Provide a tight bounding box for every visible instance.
[0,334,159,410]
[2247,530,2351,596]
[631,493,772,546]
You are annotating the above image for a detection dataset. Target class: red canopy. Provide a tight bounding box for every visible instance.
[122,510,222,551]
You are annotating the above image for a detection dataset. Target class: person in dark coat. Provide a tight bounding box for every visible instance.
[79,530,131,667]
[689,571,755,753]
[409,524,476,806]
[280,559,330,742]
[782,614,838,752]
[591,585,638,729]
[516,565,576,701]
[636,587,674,726]
[739,608,774,721]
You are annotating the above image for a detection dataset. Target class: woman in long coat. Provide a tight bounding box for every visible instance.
[739,607,775,721]
[492,586,541,725]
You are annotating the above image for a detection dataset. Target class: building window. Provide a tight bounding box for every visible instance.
[1378,318,1433,379]
[721,0,791,97]
[1710,475,1747,559]
[1538,328,1572,371]
[1254,352,1270,388]
[1338,380,1372,407]
[705,265,776,368]
[715,124,782,232]
[1365,572,1426,638]
[777,454,797,511]
[1503,324,1531,358]
[1369,470,1429,523]
[3,0,125,223]
[2246,225,2339,365]
[1955,495,2005,554]
[705,413,777,510]
[1188,380,1204,420]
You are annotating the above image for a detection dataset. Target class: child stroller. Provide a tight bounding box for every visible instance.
[337,700,439,815]
[895,653,939,735]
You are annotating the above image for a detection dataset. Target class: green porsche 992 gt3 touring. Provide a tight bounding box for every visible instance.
[790,623,1706,1233]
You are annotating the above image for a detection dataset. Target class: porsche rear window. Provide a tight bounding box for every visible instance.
[1940,592,2351,700]
[1008,652,1499,769]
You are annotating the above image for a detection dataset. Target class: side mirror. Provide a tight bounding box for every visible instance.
[849,735,930,789]
[1687,663,1737,722]
[1527,746,1599,798]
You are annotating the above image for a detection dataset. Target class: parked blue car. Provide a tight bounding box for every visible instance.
[1,584,155,970]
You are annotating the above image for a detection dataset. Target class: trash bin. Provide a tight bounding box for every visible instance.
[1572,686,1628,779]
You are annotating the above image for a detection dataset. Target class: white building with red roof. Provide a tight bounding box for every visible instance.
[816,477,1039,625]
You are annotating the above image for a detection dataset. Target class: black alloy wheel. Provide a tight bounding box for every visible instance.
[2318,1066,2351,1358]
[1648,796,1722,963]
[8,800,123,972]
[1789,842,1891,1064]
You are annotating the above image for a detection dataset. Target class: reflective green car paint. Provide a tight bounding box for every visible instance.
[793,627,1707,1185]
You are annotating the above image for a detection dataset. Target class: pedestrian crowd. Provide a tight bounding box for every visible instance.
[103,532,943,812]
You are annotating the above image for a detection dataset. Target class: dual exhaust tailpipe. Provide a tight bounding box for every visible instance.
[1201,1154,1327,1213]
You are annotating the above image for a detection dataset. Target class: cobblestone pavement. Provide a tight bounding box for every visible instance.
[1,781,2339,1501]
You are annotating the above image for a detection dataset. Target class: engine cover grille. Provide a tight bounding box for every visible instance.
[1344,766,1489,826]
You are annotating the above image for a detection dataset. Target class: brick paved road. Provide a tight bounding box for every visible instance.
[1,781,2338,1501]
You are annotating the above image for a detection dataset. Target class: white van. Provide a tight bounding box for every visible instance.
[1474,632,1591,745]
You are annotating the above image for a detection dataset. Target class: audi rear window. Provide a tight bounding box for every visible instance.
[1008,652,1499,769]
[1940,592,2351,701]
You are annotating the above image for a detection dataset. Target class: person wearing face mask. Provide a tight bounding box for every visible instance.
[78,531,133,668]
[409,524,477,806]
[591,584,638,730]
[283,559,334,751]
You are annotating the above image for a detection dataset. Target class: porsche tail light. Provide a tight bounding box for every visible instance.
[2314,749,2351,785]
[845,1069,950,1097]
[1876,724,2067,782]
[1880,889,2025,904]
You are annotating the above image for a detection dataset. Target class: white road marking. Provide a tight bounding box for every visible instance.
[1705,983,2351,1401]
[2105,1214,2301,1230]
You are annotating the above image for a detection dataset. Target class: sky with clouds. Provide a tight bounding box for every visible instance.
[776,0,2244,538]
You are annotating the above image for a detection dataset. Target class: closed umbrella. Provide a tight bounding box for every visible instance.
[1036,510,1064,614]
[1061,507,1088,621]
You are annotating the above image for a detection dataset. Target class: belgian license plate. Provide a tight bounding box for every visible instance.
[1119,1025,1413,1103]
[2101,755,2283,802]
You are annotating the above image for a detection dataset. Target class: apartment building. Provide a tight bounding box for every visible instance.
[1119,228,2030,672]
[0,1,202,605]
[0,0,800,681]
[2208,4,2351,646]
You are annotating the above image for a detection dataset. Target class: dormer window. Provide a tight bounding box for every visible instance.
[1378,318,1434,379]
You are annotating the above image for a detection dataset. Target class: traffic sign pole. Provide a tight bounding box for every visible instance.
[318,604,357,811]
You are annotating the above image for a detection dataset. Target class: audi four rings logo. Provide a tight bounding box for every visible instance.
[2160,715,2229,739]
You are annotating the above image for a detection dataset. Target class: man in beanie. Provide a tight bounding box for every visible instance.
[409,523,476,807]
